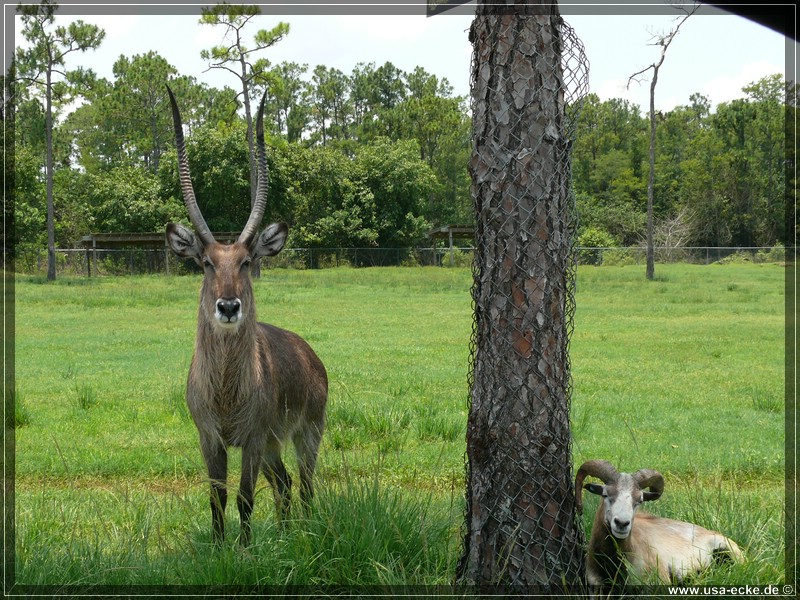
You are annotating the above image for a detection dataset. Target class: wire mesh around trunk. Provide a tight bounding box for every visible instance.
[458,5,590,590]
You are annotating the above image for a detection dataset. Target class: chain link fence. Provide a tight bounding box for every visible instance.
[11,246,476,276]
[10,245,785,277]
[458,10,589,588]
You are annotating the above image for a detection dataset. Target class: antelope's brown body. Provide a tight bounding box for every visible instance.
[165,86,327,546]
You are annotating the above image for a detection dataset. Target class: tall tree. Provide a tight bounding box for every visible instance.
[393,68,471,225]
[200,3,288,208]
[267,61,310,142]
[110,52,177,172]
[349,62,376,133]
[200,2,288,276]
[310,65,351,145]
[458,0,585,587]
[628,2,696,280]
[15,0,104,280]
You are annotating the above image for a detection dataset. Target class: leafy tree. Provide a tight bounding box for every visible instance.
[13,143,46,250]
[110,52,178,172]
[353,61,407,140]
[62,64,236,174]
[158,119,253,232]
[309,65,351,145]
[265,61,310,142]
[289,145,379,249]
[60,77,120,172]
[84,166,182,233]
[355,137,434,247]
[741,74,786,245]
[15,0,104,279]
[200,2,289,211]
[285,137,435,249]
[371,61,406,110]
[573,94,648,244]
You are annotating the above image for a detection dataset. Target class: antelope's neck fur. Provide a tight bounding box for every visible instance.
[187,291,273,445]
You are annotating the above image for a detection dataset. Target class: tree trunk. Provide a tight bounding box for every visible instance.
[458,0,584,589]
[45,66,56,281]
[646,70,657,280]
[240,54,256,209]
[150,106,161,173]
[238,48,264,278]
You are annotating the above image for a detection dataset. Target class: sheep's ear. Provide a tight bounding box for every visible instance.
[584,483,605,496]
[642,490,662,502]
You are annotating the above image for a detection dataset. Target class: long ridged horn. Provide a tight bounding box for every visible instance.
[575,460,620,514]
[166,84,215,246]
[632,469,665,500]
[237,90,269,246]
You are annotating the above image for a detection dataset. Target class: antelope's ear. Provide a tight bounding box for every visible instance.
[584,483,605,497]
[166,223,203,263]
[251,222,288,258]
[642,490,662,502]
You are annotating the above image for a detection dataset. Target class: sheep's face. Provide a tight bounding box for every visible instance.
[585,474,645,539]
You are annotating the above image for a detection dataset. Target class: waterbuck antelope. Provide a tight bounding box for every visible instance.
[164,86,328,546]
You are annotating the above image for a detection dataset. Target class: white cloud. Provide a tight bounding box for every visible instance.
[193,17,224,54]
[700,60,785,108]
[337,14,436,42]
[591,77,651,111]
[81,14,140,40]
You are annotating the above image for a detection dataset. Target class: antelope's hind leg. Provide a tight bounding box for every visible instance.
[261,442,293,522]
[293,419,324,509]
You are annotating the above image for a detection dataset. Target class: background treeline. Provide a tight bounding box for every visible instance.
[573,79,793,251]
[11,43,793,256]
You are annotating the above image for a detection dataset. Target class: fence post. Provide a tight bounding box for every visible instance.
[449,228,455,266]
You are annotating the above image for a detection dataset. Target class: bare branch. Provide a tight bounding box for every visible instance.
[202,62,241,79]
[626,1,699,90]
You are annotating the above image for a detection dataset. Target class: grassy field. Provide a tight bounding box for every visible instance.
[10,263,786,589]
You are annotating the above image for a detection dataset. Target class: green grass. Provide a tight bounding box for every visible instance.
[11,263,786,588]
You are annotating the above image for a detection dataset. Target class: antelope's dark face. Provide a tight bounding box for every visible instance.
[166,222,287,332]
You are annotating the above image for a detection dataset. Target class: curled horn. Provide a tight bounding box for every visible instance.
[237,90,269,246]
[166,85,215,246]
[575,460,620,514]
[633,468,665,500]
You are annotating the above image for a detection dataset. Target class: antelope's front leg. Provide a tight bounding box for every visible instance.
[238,442,264,546]
[200,437,228,545]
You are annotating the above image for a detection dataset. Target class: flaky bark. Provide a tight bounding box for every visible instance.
[458,1,584,588]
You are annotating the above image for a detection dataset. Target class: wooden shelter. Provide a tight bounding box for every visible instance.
[80,232,241,276]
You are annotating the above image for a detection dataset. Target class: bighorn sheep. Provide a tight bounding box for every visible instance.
[576,460,743,591]
[165,85,328,546]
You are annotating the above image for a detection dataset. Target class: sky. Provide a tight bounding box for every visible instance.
[9,2,796,116]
